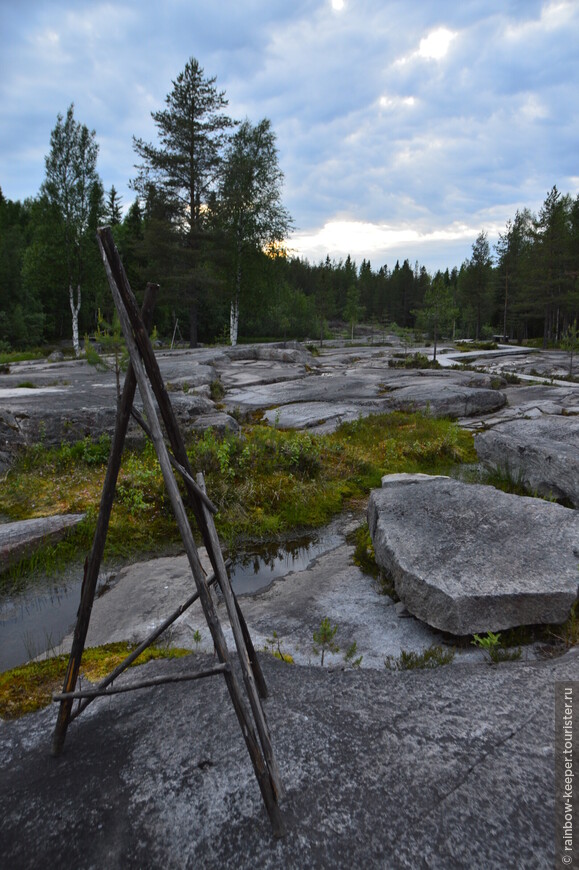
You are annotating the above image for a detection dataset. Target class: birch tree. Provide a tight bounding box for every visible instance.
[213,118,292,345]
[41,104,101,356]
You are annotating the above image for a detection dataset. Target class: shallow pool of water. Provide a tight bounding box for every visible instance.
[0,529,343,671]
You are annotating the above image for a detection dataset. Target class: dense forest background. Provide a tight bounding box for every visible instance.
[1,60,578,354]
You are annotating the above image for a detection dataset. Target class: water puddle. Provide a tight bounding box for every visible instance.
[0,528,343,671]
[0,571,84,672]
[228,531,342,596]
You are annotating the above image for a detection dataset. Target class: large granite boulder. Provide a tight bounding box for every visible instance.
[368,474,579,635]
[475,416,579,507]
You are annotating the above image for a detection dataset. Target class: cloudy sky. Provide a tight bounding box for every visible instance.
[1,0,578,273]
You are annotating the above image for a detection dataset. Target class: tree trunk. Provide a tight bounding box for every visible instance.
[69,283,81,357]
[230,250,242,347]
[230,296,239,347]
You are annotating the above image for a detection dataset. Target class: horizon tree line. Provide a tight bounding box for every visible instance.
[0,57,577,352]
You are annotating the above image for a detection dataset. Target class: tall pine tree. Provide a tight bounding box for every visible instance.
[132,58,235,346]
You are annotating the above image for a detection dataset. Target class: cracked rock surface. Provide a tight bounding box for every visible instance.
[1,649,577,868]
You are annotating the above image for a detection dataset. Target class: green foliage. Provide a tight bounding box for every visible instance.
[344,641,362,668]
[455,340,498,351]
[209,378,225,401]
[84,309,128,399]
[561,319,578,378]
[0,642,191,719]
[384,645,455,670]
[350,522,379,577]
[388,352,439,369]
[0,412,476,572]
[313,617,339,666]
[471,631,522,664]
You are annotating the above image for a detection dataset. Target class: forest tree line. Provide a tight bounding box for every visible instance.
[0,57,578,353]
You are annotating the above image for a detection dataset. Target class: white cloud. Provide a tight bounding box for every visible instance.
[417,27,457,60]
[0,0,578,274]
[290,218,491,271]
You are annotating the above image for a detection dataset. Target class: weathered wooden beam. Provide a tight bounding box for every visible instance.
[95,228,285,838]
[96,228,210,540]
[68,566,228,722]
[197,473,284,800]
[54,664,230,700]
[52,282,158,758]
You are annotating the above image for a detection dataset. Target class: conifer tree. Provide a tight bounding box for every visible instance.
[132,58,235,346]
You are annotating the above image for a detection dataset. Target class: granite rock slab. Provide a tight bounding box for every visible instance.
[368,474,579,635]
[475,415,579,507]
[0,514,85,570]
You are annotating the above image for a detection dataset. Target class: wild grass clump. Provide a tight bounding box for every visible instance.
[0,411,476,571]
[0,642,191,719]
[384,645,455,670]
[388,352,440,369]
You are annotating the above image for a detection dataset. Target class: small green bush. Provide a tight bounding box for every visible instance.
[385,645,455,670]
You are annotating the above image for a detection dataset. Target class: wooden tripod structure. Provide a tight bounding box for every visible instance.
[51,227,285,837]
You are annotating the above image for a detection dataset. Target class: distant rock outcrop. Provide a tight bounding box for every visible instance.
[368,474,579,635]
[475,416,579,507]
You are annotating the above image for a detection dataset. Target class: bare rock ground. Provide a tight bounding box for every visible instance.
[1,340,578,867]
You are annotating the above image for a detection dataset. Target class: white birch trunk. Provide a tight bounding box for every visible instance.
[229,249,242,347]
[229,296,239,347]
[69,283,81,357]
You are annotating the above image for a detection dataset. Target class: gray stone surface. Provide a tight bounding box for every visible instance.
[475,415,579,507]
[3,341,578,462]
[384,378,507,418]
[0,514,85,571]
[55,513,449,670]
[368,474,579,635]
[0,649,576,868]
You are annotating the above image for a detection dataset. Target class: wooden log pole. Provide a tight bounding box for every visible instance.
[54,663,230,701]
[96,228,210,543]
[197,472,283,801]
[96,230,285,838]
[68,567,228,722]
[51,282,158,758]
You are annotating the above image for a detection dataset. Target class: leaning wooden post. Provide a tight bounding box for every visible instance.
[96,229,217,560]
[96,230,285,837]
[196,473,283,797]
[52,283,158,758]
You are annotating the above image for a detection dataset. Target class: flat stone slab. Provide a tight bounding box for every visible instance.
[1,650,577,868]
[368,474,579,635]
[0,515,85,571]
[263,401,368,432]
[475,415,579,507]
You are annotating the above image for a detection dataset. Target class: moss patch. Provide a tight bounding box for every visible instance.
[0,642,191,720]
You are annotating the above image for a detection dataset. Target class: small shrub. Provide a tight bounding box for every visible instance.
[313,617,339,666]
[264,630,293,663]
[471,631,522,664]
[209,378,225,401]
[384,645,455,670]
[388,352,439,369]
[344,641,362,668]
[350,523,375,573]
